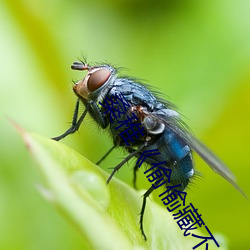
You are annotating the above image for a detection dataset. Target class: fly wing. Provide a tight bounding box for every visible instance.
[151,110,248,198]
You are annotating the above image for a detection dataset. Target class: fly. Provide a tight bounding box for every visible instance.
[52,60,247,239]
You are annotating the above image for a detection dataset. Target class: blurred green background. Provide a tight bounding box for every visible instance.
[0,0,250,249]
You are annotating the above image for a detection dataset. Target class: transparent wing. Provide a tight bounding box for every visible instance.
[149,110,248,198]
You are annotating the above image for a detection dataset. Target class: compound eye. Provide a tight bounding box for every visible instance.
[87,68,111,92]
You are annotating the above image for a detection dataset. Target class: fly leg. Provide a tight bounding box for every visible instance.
[140,185,154,240]
[96,145,116,165]
[106,143,147,184]
[52,99,89,141]
[126,147,139,189]
[133,163,139,189]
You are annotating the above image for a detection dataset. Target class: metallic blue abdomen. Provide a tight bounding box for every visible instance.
[137,128,194,191]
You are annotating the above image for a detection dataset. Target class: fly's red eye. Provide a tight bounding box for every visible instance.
[87,68,111,92]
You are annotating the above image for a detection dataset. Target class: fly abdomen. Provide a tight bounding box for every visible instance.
[166,129,191,161]
[137,128,194,191]
[170,154,194,191]
[164,129,194,189]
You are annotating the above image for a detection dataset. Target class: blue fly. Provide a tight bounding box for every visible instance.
[52,60,247,239]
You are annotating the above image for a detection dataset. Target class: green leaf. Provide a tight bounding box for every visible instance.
[18,128,226,250]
